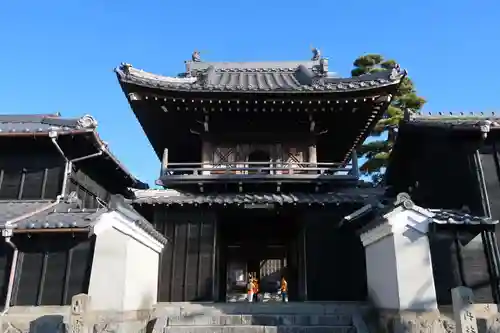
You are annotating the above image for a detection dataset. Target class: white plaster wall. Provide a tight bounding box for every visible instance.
[394,226,437,311]
[363,207,438,311]
[88,227,128,311]
[123,233,159,310]
[365,235,400,309]
[88,212,162,311]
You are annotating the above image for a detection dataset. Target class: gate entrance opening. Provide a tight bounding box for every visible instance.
[218,208,301,302]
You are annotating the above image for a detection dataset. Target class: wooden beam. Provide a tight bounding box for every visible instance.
[161,148,169,177]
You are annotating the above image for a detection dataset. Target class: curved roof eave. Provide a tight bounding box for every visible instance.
[115,63,407,95]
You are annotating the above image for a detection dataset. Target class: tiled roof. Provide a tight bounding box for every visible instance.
[0,194,167,245]
[429,209,497,225]
[342,193,498,231]
[0,200,56,223]
[0,113,97,134]
[0,113,148,190]
[115,61,406,93]
[0,197,104,230]
[10,205,105,230]
[131,188,383,206]
[408,112,500,130]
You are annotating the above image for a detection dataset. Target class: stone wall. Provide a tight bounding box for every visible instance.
[371,303,499,333]
[0,294,155,333]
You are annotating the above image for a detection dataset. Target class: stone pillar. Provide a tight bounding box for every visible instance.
[452,286,478,333]
[70,293,91,333]
[360,200,438,311]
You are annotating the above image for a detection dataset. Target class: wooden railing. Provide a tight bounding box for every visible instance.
[161,161,353,177]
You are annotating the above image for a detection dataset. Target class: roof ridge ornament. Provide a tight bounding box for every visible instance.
[192,50,201,62]
[389,63,407,81]
[119,62,133,75]
[480,119,492,139]
[311,47,321,61]
[394,192,413,209]
[76,115,98,129]
[65,191,83,208]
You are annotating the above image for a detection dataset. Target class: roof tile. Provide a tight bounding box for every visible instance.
[0,114,147,189]
[131,189,383,206]
[0,201,55,224]
[429,209,497,225]
[116,62,406,93]
[0,194,167,245]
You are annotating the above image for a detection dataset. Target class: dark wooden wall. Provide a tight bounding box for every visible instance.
[0,140,65,200]
[387,129,495,304]
[153,208,216,302]
[0,239,14,306]
[480,144,500,238]
[479,143,500,300]
[0,234,95,307]
[66,168,111,209]
[303,209,367,301]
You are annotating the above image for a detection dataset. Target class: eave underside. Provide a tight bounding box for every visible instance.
[120,83,394,165]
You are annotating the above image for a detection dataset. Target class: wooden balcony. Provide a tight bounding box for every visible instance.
[157,161,359,185]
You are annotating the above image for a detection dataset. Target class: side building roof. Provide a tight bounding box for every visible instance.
[0,113,148,191]
[402,112,500,136]
[342,192,498,234]
[0,192,166,245]
[383,112,500,212]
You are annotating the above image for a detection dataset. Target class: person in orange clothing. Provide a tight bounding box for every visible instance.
[280,276,288,302]
[252,276,260,302]
[247,273,255,302]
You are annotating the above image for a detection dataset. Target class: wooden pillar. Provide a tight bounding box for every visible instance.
[350,150,360,178]
[202,141,212,175]
[308,142,317,175]
[202,141,212,164]
[302,226,308,301]
[308,145,317,164]
[160,148,168,177]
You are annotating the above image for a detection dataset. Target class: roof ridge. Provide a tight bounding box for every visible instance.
[414,111,500,117]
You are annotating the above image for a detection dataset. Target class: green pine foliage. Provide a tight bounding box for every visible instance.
[351,54,426,182]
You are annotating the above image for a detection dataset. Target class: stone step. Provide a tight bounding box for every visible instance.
[154,302,369,316]
[163,325,356,333]
[167,314,352,326]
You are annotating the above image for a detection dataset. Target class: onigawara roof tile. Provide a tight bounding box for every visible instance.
[0,193,167,244]
[0,113,97,134]
[131,188,384,206]
[429,209,497,225]
[0,113,148,189]
[116,59,407,94]
[342,192,498,230]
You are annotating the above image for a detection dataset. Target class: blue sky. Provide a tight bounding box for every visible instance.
[1,0,499,186]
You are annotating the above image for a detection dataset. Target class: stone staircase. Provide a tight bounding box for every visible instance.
[152,302,370,333]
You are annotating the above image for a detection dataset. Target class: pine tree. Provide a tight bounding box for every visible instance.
[352,54,426,182]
